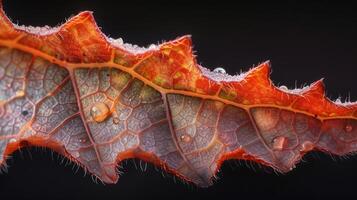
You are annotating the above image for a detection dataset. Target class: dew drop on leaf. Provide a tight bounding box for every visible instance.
[302,141,314,151]
[72,151,80,158]
[9,138,17,143]
[16,90,25,97]
[79,138,87,143]
[213,67,226,74]
[180,134,192,143]
[345,124,353,133]
[90,102,110,122]
[21,110,29,116]
[272,136,287,150]
[279,85,288,91]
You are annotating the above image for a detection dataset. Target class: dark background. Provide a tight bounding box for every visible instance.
[1,0,357,199]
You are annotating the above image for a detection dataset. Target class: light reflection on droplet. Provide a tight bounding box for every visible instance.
[79,138,87,143]
[180,134,192,143]
[213,67,226,74]
[345,124,353,133]
[302,141,314,151]
[272,136,287,150]
[16,90,25,97]
[72,151,80,158]
[90,102,110,122]
[279,85,288,91]
[9,138,17,143]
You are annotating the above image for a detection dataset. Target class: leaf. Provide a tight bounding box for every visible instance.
[0,2,356,187]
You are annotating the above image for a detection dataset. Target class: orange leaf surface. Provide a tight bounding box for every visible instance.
[0,2,356,187]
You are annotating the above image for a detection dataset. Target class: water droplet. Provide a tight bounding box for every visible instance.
[90,102,110,122]
[272,136,287,150]
[180,134,192,143]
[302,141,314,151]
[72,151,80,158]
[9,138,17,143]
[114,38,124,45]
[21,110,29,116]
[279,85,288,91]
[113,117,120,124]
[149,44,157,49]
[213,67,226,74]
[345,124,353,133]
[16,90,25,97]
[335,98,342,104]
[289,166,296,171]
[79,138,87,143]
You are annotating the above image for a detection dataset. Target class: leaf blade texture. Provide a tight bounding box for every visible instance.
[0,2,356,187]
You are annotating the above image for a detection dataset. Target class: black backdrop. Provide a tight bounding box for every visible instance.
[1,0,357,199]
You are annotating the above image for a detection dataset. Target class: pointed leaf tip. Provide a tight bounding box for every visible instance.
[162,35,194,55]
[304,78,325,97]
[246,61,271,81]
[177,35,192,46]
[257,60,271,75]
[63,10,96,29]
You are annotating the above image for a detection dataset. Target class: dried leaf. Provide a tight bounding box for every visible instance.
[0,2,356,187]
